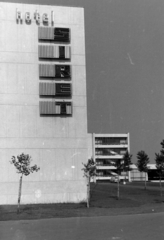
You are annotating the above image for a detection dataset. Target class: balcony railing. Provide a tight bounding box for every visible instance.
[96,164,114,166]
[95,149,127,156]
[95,137,128,145]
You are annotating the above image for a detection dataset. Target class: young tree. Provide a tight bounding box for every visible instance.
[82,158,96,208]
[154,140,164,196]
[160,140,164,155]
[114,159,123,200]
[122,151,133,182]
[114,151,132,200]
[10,153,40,213]
[155,152,164,197]
[136,150,149,190]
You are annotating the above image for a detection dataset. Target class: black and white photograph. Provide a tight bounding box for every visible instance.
[0,0,164,239]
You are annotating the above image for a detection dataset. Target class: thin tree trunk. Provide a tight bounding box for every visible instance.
[160,176,162,197]
[144,172,147,190]
[117,175,120,200]
[87,177,90,208]
[17,174,23,214]
[124,174,126,184]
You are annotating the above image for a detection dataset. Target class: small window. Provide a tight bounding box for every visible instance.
[56,83,71,97]
[61,103,67,115]
[55,65,71,79]
[59,46,65,59]
[54,28,70,42]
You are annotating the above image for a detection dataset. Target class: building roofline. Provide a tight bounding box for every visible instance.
[4,1,84,9]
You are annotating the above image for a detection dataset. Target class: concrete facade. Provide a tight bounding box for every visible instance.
[0,2,88,204]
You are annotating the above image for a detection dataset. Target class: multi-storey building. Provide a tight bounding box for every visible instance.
[0,2,87,204]
[88,133,130,181]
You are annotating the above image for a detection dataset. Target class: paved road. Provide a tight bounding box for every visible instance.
[1,212,164,240]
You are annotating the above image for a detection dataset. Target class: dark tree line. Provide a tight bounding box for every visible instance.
[136,140,164,196]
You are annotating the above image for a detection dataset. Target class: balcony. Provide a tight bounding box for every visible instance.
[95,137,128,146]
[96,176,112,180]
[95,155,124,159]
[97,165,116,170]
[95,148,127,158]
[96,159,116,168]
[96,144,128,148]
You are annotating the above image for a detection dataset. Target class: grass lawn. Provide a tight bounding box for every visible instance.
[1,181,164,221]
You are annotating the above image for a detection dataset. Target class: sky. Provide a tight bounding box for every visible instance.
[2,0,164,163]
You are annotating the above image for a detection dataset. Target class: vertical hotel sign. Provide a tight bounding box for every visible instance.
[16,8,73,116]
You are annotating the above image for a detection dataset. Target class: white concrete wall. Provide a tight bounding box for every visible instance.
[0,2,88,204]
[87,133,93,159]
